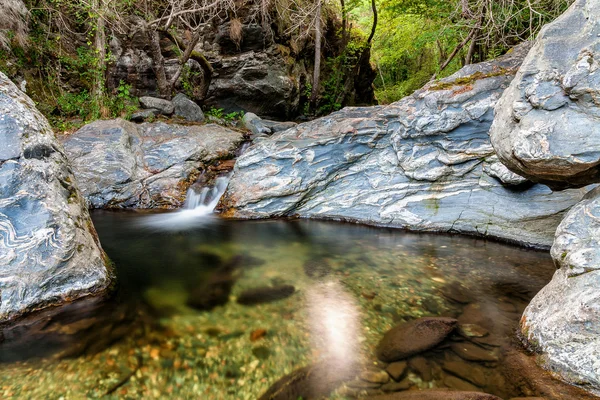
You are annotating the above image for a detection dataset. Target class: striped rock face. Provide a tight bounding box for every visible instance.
[221,43,589,249]
[0,72,113,322]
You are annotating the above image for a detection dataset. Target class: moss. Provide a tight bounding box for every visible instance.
[428,68,511,91]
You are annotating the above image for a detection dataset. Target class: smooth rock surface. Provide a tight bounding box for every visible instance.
[61,119,243,208]
[242,112,270,136]
[172,93,205,122]
[139,96,174,115]
[376,317,457,362]
[0,72,112,321]
[221,44,589,249]
[522,186,600,391]
[489,0,600,189]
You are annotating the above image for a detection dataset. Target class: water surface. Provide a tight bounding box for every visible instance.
[0,211,565,399]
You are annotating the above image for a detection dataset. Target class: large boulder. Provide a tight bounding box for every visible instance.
[0,72,113,321]
[221,44,589,249]
[489,0,600,189]
[61,120,244,208]
[521,186,600,390]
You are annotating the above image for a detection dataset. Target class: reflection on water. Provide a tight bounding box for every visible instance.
[0,213,588,399]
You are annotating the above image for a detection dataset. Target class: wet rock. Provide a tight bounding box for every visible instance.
[451,342,499,362]
[442,360,487,387]
[61,120,244,208]
[186,257,240,310]
[457,324,489,338]
[237,285,295,305]
[221,42,590,249]
[522,188,600,389]
[139,96,174,115]
[250,328,267,342]
[443,375,481,392]
[360,369,390,384]
[508,398,547,400]
[303,258,332,279]
[408,356,433,381]
[458,304,495,331]
[347,379,382,389]
[386,361,408,381]
[441,283,472,304]
[489,0,600,189]
[258,363,354,400]
[472,335,502,348]
[380,379,413,392]
[0,72,113,322]
[172,93,204,122]
[376,317,458,362]
[365,389,502,399]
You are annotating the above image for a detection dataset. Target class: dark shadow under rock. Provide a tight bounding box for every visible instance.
[303,257,332,279]
[186,256,242,311]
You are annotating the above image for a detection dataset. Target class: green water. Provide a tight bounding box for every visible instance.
[0,211,563,399]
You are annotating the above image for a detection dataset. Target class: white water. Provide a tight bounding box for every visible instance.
[138,174,231,230]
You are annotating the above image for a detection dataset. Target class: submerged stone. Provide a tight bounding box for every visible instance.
[376,317,457,362]
[237,285,295,305]
[366,389,502,399]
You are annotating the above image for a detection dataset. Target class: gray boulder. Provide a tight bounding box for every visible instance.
[489,0,600,189]
[242,112,270,136]
[61,119,244,208]
[0,72,113,322]
[173,93,205,122]
[221,44,589,249]
[139,96,174,115]
[521,186,600,390]
[262,119,297,133]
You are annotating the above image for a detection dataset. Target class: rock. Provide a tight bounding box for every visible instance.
[386,361,408,381]
[360,369,390,384]
[242,112,271,136]
[172,93,205,122]
[457,324,489,338]
[221,42,590,249]
[347,379,382,389]
[442,360,487,387]
[186,257,239,310]
[262,119,297,133]
[376,317,458,362]
[365,389,502,399]
[139,96,174,115]
[521,186,600,389]
[237,285,295,305]
[482,156,529,186]
[61,120,244,208]
[458,304,495,331]
[451,342,499,362]
[408,356,433,381]
[131,109,158,122]
[443,375,481,392]
[0,72,113,321]
[441,283,472,304]
[489,0,600,189]
[380,379,413,392]
[258,363,355,400]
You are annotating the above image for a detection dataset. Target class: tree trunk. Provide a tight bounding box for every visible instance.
[310,0,322,106]
[163,30,214,102]
[169,29,202,91]
[148,28,170,98]
[92,0,106,100]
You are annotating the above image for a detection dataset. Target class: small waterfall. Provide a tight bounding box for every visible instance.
[183,174,230,213]
[138,174,231,229]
